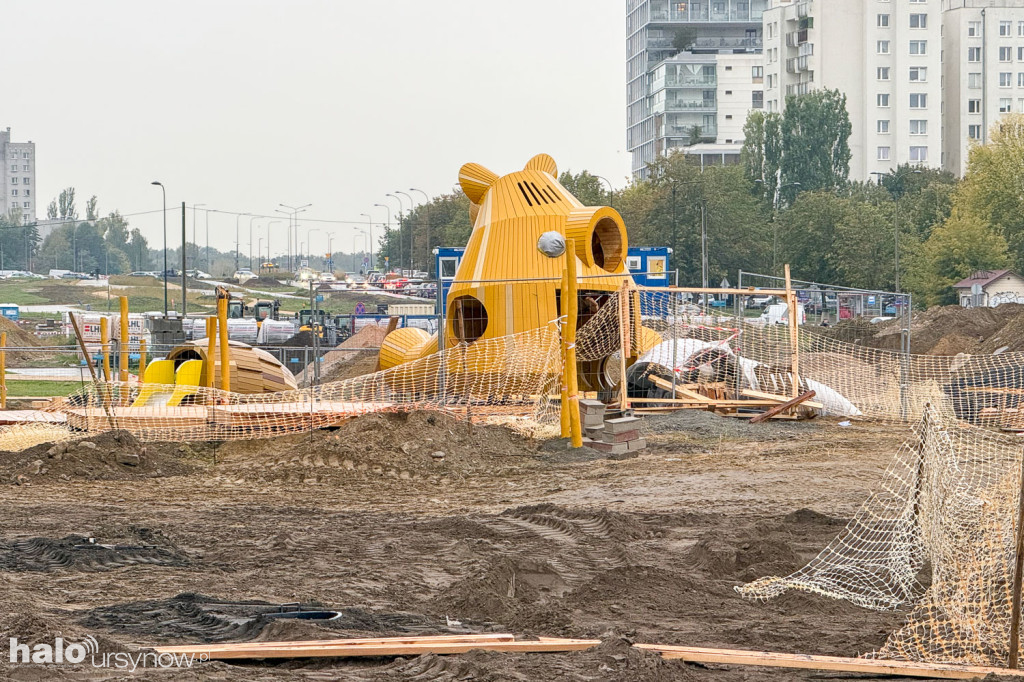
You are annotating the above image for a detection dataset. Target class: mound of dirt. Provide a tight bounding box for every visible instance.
[245,276,287,289]
[0,430,201,485]
[814,303,1024,355]
[213,411,538,480]
[309,324,390,385]
[642,408,823,440]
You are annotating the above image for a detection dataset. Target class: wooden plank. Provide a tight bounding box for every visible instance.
[749,390,816,424]
[153,636,601,660]
[0,410,68,425]
[633,644,1024,679]
[648,376,720,405]
[156,634,516,653]
[65,406,207,431]
[740,389,823,410]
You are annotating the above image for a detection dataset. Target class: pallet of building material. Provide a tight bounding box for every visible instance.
[632,644,1024,680]
[65,406,207,431]
[151,634,601,660]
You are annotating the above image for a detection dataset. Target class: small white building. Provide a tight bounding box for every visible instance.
[953,269,1024,307]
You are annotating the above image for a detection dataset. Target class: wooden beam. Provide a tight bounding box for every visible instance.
[644,286,790,296]
[156,634,516,653]
[740,389,823,410]
[633,644,1024,679]
[152,635,600,660]
[749,390,816,424]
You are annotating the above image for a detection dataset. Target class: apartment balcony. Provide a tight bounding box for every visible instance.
[666,75,717,88]
[663,125,718,140]
[785,55,811,73]
[647,35,761,51]
[649,9,764,23]
[652,99,717,114]
[797,1,812,18]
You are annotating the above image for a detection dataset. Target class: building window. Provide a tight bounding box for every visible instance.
[752,90,764,108]
[877,40,890,54]
[1019,47,1024,61]
[878,13,890,27]
[10,190,17,197]
[969,47,982,62]
[969,124,982,139]
[969,21,981,37]
[1001,97,1013,112]
[877,66,890,80]
[21,152,28,159]
[22,202,29,209]
[910,93,927,108]
[21,165,27,172]
[10,178,16,185]
[878,146,891,161]
[877,93,890,107]
[878,119,890,134]
[910,40,927,55]
[909,66,927,81]
[24,190,29,197]
[1001,20,1012,36]
[1001,72,1013,87]
[8,166,15,173]
[969,72,982,88]
[1000,46,1013,62]
[910,146,928,162]
[909,14,927,28]
[909,119,927,135]
[752,65,763,80]
[1018,72,1024,87]
[969,99,982,113]
[21,178,28,185]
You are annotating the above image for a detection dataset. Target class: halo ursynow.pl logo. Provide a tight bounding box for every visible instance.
[9,635,208,669]
[9,635,99,664]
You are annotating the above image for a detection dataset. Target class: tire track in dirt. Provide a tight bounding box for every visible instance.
[0,535,188,572]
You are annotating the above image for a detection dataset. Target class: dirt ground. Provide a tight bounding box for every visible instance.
[0,410,969,681]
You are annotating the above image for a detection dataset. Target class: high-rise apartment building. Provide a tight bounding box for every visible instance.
[0,128,36,225]
[762,0,942,181]
[942,0,1024,174]
[627,0,767,178]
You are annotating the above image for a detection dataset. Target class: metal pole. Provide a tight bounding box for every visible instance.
[395,191,414,271]
[249,215,258,272]
[235,213,243,273]
[181,202,187,316]
[151,181,167,316]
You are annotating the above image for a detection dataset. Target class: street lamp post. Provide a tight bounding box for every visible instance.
[234,213,246,273]
[277,203,311,272]
[191,202,205,270]
[325,231,335,272]
[754,179,802,275]
[359,213,374,271]
[151,181,168,315]
[373,203,391,269]
[394,191,414,272]
[257,237,263,273]
[410,188,429,274]
[594,175,614,209]
[249,215,258,272]
[871,169,922,292]
[385,194,404,272]
[304,228,320,268]
[264,220,281,269]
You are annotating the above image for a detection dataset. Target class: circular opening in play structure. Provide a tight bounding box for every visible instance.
[591,216,624,272]
[450,295,488,344]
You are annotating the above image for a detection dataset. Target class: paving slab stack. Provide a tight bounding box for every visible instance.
[579,399,646,455]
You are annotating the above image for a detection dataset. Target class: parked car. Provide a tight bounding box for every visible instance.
[756,303,806,326]
[186,268,211,279]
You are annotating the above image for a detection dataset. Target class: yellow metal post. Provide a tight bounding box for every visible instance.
[119,297,129,383]
[217,298,231,392]
[618,282,631,411]
[139,338,147,383]
[206,316,216,388]
[0,332,7,410]
[559,268,570,438]
[100,317,112,383]
[565,240,582,448]
[784,264,800,399]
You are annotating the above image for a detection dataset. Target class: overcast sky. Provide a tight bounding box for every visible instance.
[2,0,627,258]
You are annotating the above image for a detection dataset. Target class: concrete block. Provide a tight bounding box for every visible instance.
[604,416,642,434]
[626,438,648,451]
[602,429,640,443]
[579,399,606,415]
[582,438,629,455]
[583,413,605,427]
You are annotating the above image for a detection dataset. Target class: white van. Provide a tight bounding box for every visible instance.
[758,302,806,326]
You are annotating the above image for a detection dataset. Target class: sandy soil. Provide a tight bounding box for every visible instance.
[0,411,950,680]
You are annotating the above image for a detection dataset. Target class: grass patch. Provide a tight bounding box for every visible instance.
[4,379,88,397]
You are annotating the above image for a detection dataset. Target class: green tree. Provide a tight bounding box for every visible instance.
[558,170,607,206]
[904,210,1011,306]
[780,89,851,199]
[57,187,77,221]
[127,228,151,271]
[673,27,696,51]
[46,200,57,220]
[86,195,98,221]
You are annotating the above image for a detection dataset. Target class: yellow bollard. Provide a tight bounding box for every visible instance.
[206,316,216,388]
[119,297,129,383]
[0,331,7,410]
[217,299,231,392]
[139,338,147,383]
[100,317,112,383]
[564,240,583,448]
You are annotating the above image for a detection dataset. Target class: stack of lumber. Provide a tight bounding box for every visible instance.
[638,376,820,421]
[633,644,1024,680]
[580,400,646,455]
[151,634,600,660]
